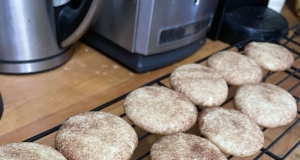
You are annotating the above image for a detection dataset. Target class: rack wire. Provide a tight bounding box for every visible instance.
[24,24,300,160]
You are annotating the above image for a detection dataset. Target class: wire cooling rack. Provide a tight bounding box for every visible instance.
[24,24,300,160]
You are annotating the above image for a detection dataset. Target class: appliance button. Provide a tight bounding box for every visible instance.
[169,30,175,41]
[173,29,180,40]
[179,28,185,39]
[160,30,170,44]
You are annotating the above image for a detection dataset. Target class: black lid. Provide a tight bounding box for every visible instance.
[226,6,288,32]
[218,6,288,44]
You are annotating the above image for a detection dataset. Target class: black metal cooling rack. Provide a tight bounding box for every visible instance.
[24,24,300,160]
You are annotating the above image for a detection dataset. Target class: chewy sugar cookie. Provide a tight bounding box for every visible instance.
[124,86,197,135]
[198,107,264,157]
[234,83,297,128]
[207,51,263,86]
[244,42,294,71]
[170,63,228,107]
[150,133,227,160]
[55,112,138,160]
[0,142,66,160]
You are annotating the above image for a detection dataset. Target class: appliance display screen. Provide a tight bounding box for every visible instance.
[159,16,211,44]
[184,25,196,36]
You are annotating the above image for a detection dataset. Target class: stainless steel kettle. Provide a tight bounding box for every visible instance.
[0,0,100,74]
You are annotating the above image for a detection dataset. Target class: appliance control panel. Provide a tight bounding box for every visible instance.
[159,16,212,44]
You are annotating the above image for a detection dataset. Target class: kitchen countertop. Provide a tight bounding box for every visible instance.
[0,4,299,160]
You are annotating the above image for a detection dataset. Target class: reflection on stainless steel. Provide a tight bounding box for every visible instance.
[0,0,62,61]
[52,0,70,7]
[0,46,74,74]
[92,0,138,52]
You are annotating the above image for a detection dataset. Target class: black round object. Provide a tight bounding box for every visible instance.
[219,6,288,44]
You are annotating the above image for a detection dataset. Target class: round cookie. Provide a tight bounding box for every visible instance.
[150,133,227,160]
[55,112,138,160]
[0,142,66,160]
[234,83,297,128]
[124,86,197,135]
[207,51,263,86]
[170,63,228,107]
[198,107,264,157]
[244,42,294,71]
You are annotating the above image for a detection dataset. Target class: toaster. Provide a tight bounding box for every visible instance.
[82,0,219,72]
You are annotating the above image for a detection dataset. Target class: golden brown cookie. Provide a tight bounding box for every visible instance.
[170,64,228,107]
[124,86,197,135]
[198,107,264,157]
[55,112,138,160]
[0,142,66,160]
[244,42,294,71]
[150,133,227,160]
[234,83,297,128]
[207,51,263,86]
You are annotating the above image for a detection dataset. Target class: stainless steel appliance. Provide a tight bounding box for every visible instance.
[0,0,100,74]
[82,0,219,72]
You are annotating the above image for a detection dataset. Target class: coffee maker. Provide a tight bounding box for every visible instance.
[82,0,219,73]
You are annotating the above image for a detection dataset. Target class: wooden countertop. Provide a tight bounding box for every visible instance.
[0,4,299,160]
